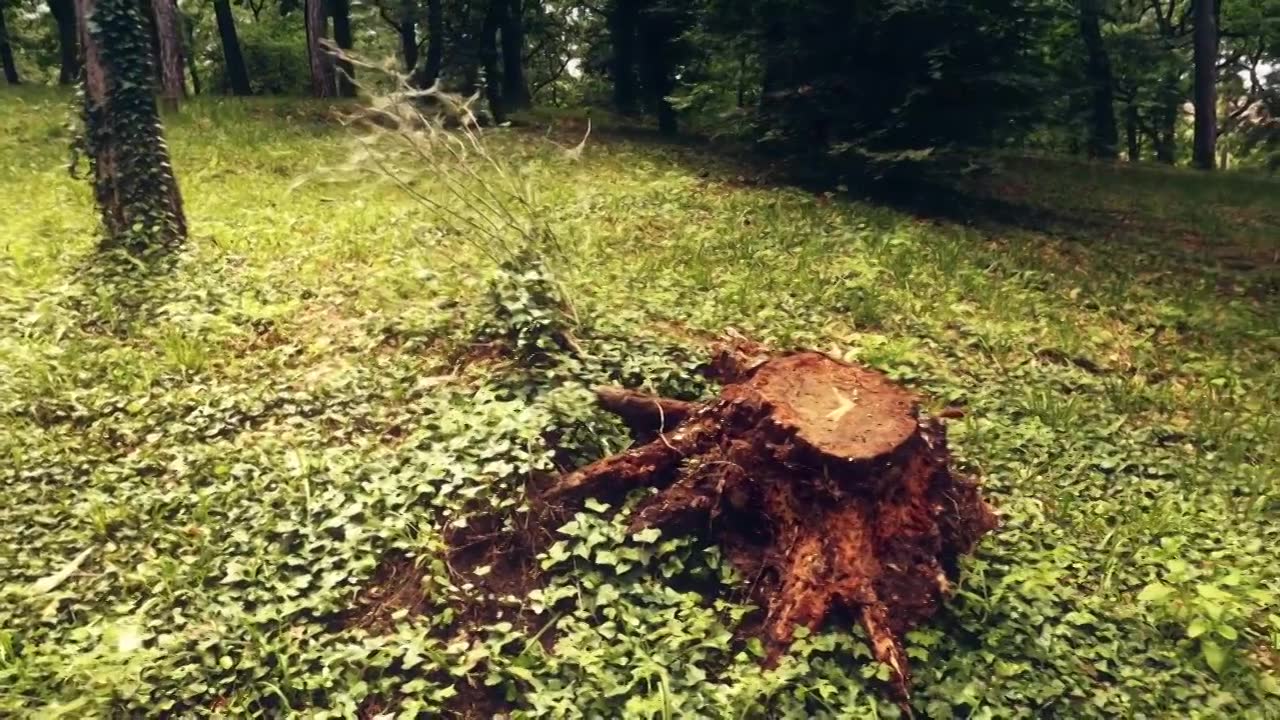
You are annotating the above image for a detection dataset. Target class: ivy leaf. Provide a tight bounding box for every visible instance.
[1136,583,1174,603]
[1195,584,1231,601]
[1200,640,1228,674]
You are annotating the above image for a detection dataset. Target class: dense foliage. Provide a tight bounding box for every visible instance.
[0,0,1277,169]
[2,88,1279,717]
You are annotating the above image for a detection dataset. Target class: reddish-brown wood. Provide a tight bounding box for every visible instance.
[549,349,997,697]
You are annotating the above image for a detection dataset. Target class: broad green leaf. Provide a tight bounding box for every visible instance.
[1200,640,1228,674]
[1136,583,1174,603]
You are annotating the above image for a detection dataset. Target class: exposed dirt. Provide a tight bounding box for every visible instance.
[340,553,432,635]
[548,346,998,698]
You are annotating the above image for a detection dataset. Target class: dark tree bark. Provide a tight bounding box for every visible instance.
[410,0,442,88]
[480,0,505,122]
[151,0,186,110]
[1192,0,1217,170]
[213,0,251,95]
[550,348,997,700]
[0,4,19,85]
[48,0,80,85]
[1125,102,1140,161]
[1078,0,1118,158]
[305,0,335,97]
[637,3,678,135]
[75,0,187,250]
[609,0,639,115]
[500,0,529,109]
[395,0,418,73]
[331,0,355,97]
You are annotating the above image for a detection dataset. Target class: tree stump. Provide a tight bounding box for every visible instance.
[548,349,997,697]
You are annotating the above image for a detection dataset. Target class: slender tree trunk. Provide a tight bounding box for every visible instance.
[637,4,677,135]
[331,0,355,97]
[609,0,639,115]
[411,0,442,87]
[480,0,504,122]
[398,2,418,73]
[500,0,529,109]
[305,0,335,97]
[213,0,251,95]
[1154,80,1178,164]
[151,0,185,110]
[183,14,201,94]
[75,0,187,250]
[1192,0,1217,170]
[49,0,80,84]
[1078,0,1117,158]
[1125,102,1140,161]
[0,5,19,85]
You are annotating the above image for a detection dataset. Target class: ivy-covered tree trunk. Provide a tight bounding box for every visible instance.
[213,0,251,95]
[0,4,19,85]
[500,0,529,109]
[1078,0,1118,158]
[1192,0,1218,170]
[48,0,80,85]
[75,0,187,250]
[151,0,185,110]
[331,0,356,97]
[305,0,335,97]
[609,0,639,115]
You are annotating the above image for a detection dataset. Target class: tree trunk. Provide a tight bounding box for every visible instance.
[49,0,80,85]
[151,0,186,111]
[214,0,251,95]
[397,1,418,73]
[637,4,677,135]
[1077,0,1117,158]
[305,0,335,97]
[549,347,997,699]
[75,0,187,251]
[411,0,442,88]
[1125,102,1140,161]
[480,0,504,122]
[609,0,639,115]
[184,13,201,94]
[1192,0,1217,170]
[500,0,529,109]
[331,0,355,97]
[0,4,19,85]
[1154,83,1178,164]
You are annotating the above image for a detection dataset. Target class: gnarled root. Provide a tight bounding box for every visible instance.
[547,351,997,697]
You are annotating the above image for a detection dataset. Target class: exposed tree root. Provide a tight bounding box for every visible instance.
[548,349,998,698]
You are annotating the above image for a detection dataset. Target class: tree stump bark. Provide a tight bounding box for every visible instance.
[548,349,997,697]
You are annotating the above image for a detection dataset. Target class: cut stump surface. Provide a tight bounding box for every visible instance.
[548,349,997,697]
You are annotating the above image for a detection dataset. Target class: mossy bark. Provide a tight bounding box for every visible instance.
[76,0,187,251]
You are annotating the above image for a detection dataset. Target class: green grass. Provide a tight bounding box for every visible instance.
[1,85,1278,718]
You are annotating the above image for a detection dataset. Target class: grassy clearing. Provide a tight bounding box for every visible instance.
[1,85,1278,718]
